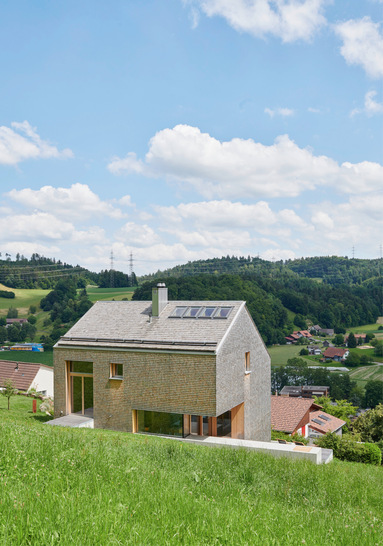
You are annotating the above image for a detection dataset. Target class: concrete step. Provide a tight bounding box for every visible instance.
[46,414,94,428]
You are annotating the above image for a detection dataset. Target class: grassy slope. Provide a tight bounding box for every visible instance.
[0,284,50,316]
[268,345,315,367]
[349,365,383,385]
[85,286,135,303]
[0,350,53,366]
[0,397,382,545]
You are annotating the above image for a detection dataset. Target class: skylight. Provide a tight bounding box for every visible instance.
[312,418,325,426]
[170,306,233,319]
[319,414,331,421]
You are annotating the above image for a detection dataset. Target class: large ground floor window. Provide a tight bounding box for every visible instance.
[136,410,184,437]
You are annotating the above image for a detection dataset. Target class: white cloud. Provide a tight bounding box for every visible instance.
[0,121,73,166]
[188,0,327,42]
[0,242,61,258]
[334,17,383,79]
[108,152,144,175]
[115,222,161,247]
[0,213,74,241]
[7,183,124,220]
[109,124,383,198]
[351,90,383,117]
[265,107,295,117]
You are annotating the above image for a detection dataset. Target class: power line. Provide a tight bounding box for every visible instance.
[110,250,114,288]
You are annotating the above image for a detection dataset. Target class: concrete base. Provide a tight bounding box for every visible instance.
[182,435,328,464]
[46,414,94,428]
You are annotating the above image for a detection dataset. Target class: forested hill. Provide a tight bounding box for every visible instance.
[140,256,383,286]
[133,273,382,345]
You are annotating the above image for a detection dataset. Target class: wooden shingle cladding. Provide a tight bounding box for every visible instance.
[54,297,271,440]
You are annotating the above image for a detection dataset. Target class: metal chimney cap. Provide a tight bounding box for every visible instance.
[156,282,166,287]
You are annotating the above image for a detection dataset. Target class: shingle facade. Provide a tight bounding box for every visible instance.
[54,286,271,441]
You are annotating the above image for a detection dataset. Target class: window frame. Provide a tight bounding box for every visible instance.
[245,351,251,374]
[110,363,123,380]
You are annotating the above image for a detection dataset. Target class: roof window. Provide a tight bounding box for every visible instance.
[170,306,233,319]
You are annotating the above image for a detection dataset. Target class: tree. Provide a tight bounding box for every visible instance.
[314,397,357,426]
[6,307,18,318]
[299,348,309,356]
[347,332,357,348]
[345,352,360,368]
[29,305,37,314]
[0,317,6,326]
[333,334,344,346]
[352,404,383,442]
[364,380,383,408]
[1,379,18,410]
[374,341,383,357]
[27,315,37,325]
[0,325,7,344]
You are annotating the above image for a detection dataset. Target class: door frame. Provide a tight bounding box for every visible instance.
[66,362,93,415]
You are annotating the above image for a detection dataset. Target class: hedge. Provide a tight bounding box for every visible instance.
[316,433,382,465]
[0,290,15,299]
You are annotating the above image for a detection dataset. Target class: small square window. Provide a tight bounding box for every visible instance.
[245,352,250,372]
[110,363,123,378]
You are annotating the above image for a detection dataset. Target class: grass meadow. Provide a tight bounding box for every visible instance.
[0,397,382,545]
[0,284,50,317]
[349,364,383,385]
[85,286,135,303]
[0,350,53,366]
[268,345,313,367]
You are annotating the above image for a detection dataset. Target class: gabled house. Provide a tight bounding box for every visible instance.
[280,385,330,398]
[0,360,53,396]
[307,345,322,356]
[53,283,271,441]
[309,411,346,437]
[271,395,321,437]
[323,347,349,362]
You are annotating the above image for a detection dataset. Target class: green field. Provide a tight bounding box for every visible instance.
[349,365,383,386]
[0,284,50,316]
[348,323,383,335]
[0,396,382,545]
[0,349,53,366]
[81,285,135,303]
[268,344,314,367]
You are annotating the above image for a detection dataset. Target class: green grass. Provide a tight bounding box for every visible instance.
[84,286,135,303]
[347,323,383,334]
[0,350,53,366]
[0,397,382,545]
[0,284,50,316]
[268,345,314,367]
[350,347,383,363]
[349,365,383,386]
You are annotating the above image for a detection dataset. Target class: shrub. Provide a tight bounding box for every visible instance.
[315,433,382,465]
[0,290,15,299]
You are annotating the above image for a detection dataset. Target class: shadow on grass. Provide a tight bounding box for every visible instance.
[28,412,53,423]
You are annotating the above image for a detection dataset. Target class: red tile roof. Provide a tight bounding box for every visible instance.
[0,360,41,391]
[271,395,321,434]
[323,348,348,358]
[309,410,346,434]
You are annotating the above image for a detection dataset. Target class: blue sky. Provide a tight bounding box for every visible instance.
[1,0,382,275]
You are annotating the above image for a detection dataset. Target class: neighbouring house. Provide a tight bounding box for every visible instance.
[311,325,321,334]
[319,328,334,336]
[323,347,349,362]
[285,330,312,344]
[271,395,321,437]
[280,385,330,398]
[0,360,53,397]
[53,283,271,441]
[345,334,366,346]
[308,410,346,438]
[307,345,322,356]
[322,340,332,348]
[6,318,28,327]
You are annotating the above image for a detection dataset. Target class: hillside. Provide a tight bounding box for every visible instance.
[1,396,382,545]
[140,255,383,287]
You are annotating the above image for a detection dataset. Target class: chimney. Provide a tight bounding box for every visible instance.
[152,283,168,317]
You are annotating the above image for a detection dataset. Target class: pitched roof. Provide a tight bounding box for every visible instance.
[0,360,41,391]
[55,300,246,353]
[309,410,346,434]
[323,347,348,358]
[271,395,321,434]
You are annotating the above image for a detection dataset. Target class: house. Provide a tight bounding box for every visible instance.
[311,325,321,334]
[323,347,349,362]
[53,283,271,441]
[280,385,330,398]
[345,334,366,346]
[319,328,334,336]
[285,330,312,344]
[308,410,346,438]
[307,345,322,356]
[6,318,28,327]
[271,395,321,437]
[0,360,53,396]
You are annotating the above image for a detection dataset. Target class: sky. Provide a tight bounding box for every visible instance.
[0,0,382,275]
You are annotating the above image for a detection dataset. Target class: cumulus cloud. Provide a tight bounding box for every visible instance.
[334,17,383,79]
[265,107,295,117]
[7,183,124,220]
[351,90,383,117]
[0,121,73,166]
[115,222,161,247]
[186,0,327,42]
[108,124,383,198]
[0,213,74,242]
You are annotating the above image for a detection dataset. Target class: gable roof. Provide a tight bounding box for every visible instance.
[0,360,42,391]
[55,300,246,353]
[309,410,346,434]
[323,348,348,358]
[271,395,321,434]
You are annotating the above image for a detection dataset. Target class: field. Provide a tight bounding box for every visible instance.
[85,286,135,303]
[0,397,382,545]
[349,365,383,386]
[268,344,314,367]
[0,349,53,366]
[348,323,383,335]
[0,284,50,316]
